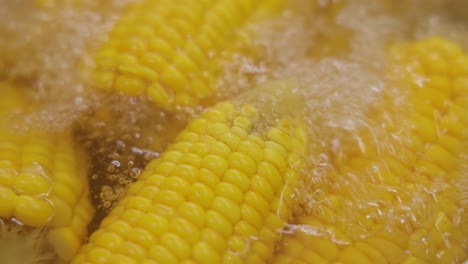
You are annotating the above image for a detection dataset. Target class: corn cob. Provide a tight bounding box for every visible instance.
[72,81,307,264]
[272,37,468,263]
[0,82,94,262]
[88,0,284,108]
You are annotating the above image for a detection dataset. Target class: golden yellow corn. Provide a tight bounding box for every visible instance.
[72,82,307,263]
[272,37,467,263]
[0,82,94,261]
[88,0,284,108]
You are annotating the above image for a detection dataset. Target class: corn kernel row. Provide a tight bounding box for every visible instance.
[0,82,94,261]
[272,37,468,264]
[89,0,284,108]
[72,86,307,263]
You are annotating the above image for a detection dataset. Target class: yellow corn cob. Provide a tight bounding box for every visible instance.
[72,81,307,264]
[272,37,468,263]
[88,0,284,108]
[0,82,94,262]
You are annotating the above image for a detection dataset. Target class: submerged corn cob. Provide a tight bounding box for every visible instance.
[89,0,284,108]
[272,37,468,263]
[0,83,94,261]
[72,82,307,263]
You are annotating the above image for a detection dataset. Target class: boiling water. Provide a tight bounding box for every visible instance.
[0,0,467,263]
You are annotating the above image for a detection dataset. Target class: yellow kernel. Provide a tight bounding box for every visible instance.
[169,165,197,183]
[118,64,158,82]
[121,196,152,211]
[412,114,437,142]
[87,247,111,264]
[176,131,200,143]
[453,76,468,96]
[149,245,178,264]
[199,168,220,189]
[265,213,284,231]
[366,237,406,263]
[250,175,275,201]
[354,242,387,264]
[170,217,200,244]
[189,183,215,208]
[137,186,160,200]
[92,71,115,91]
[105,220,132,237]
[48,197,72,227]
[161,65,189,92]
[141,52,167,70]
[190,79,213,98]
[117,241,147,261]
[219,131,242,150]
[94,231,124,251]
[148,38,175,59]
[162,150,183,163]
[178,202,205,227]
[440,113,464,138]
[190,142,210,157]
[304,236,339,261]
[193,242,221,263]
[47,227,81,261]
[402,256,428,264]
[14,195,53,227]
[0,186,16,218]
[208,123,231,139]
[241,204,263,229]
[120,209,145,225]
[127,227,156,249]
[141,260,158,264]
[267,128,292,151]
[215,182,243,204]
[179,153,202,167]
[202,154,228,177]
[424,144,456,170]
[203,142,229,160]
[154,189,185,207]
[257,161,282,192]
[240,105,259,122]
[200,228,227,252]
[251,240,273,259]
[136,213,169,236]
[223,169,250,192]
[161,177,191,196]
[233,116,253,132]
[13,172,51,195]
[229,152,257,176]
[212,196,241,223]
[228,235,249,253]
[264,147,287,173]
[148,83,173,108]
[201,106,228,122]
[107,254,138,264]
[151,161,175,177]
[175,92,196,106]
[231,127,248,140]
[244,191,270,217]
[339,246,372,264]
[234,220,258,237]
[206,210,233,237]
[173,52,199,73]
[280,237,304,256]
[161,233,192,260]
[423,52,448,75]
[245,254,265,264]
[237,140,264,164]
[114,75,146,95]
